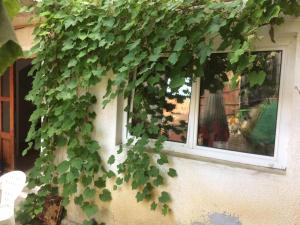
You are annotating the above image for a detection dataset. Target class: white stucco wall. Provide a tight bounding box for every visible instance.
[13,14,35,52]
[15,26,35,52]
[17,17,300,225]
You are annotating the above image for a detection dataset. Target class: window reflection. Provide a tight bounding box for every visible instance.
[197,51,282,156]
[163,77,191,143]
[131,77,192,144]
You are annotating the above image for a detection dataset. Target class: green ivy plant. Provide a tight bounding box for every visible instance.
[17,0,300,224]
[0,0,22,74]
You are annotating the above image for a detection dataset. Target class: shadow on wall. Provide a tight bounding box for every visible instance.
[192,212,242,225]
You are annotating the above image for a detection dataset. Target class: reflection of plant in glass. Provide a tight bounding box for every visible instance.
[198,51,282,156]
[131,75,192,143]
[241,51,281,107]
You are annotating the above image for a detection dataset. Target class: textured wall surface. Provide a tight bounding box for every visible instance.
[16,17,300,225]
[13,14,35,52]
[15,26,34,52]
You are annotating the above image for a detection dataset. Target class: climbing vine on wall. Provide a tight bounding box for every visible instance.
[17,0,300,224]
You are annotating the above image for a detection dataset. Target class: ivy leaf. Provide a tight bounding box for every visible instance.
[92,67,106,78]
[62,197,70,207]
[174,37,187,52]
[149,166,160,177]
[78,33,88,41]
[127,39,141,51]
[87,140,100,153]
[62,39,74,51]
[198,42,212,64]
[71,158,82,170]
[83,221,93,225]
[149,47,162,62]
[64,18,76,29]
[150,202,157,211]
[103,17,115,28]
[82,175,93,186]
[99,189,112,202]
[74,195,84,205]
[58,174,67,185]
[57,161,70,174]
[66,169,79,183]
[82,203,98,218]
[22,142,33,156]
[87,55,98,64]
[117,145,123,154]
[158,191,171,203]
[162,204,170,216]
[157,154,168,165]
[106,170,116,178]
[135,192,145,202]
[248,71,266,87]
[116,177,123,185]
[167,168,177,177]
[236,54,256,73]
[168,52,179,65]
[95,177,106,188]
[148,74,160,86]
[67,59,77,68]
[63,183,77,196]
[153,175,164,187]
[83,187,96,199]
[229,41,249,64]
[107,155,115,165]
[207,23,222,34]
[267,5,281,20]
[169,75,185,89]
[229,74,240,89]
[56,136,67,147]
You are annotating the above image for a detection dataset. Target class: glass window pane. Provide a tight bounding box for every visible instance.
[1,69,10,97]
[197,51,282,156]
[131,77,192,143]
[163,77,192,143]
[2,101,10,132]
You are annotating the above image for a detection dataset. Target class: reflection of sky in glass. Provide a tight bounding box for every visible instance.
[166,77,192,96]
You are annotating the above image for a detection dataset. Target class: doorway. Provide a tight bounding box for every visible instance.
[0,58,38,173]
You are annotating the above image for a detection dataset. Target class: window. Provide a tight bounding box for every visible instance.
[123,49,288,169]
[197,51,282,157]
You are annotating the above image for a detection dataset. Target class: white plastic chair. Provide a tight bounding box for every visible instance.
[0,171,26,225]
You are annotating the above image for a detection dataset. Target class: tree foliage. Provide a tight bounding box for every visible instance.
[0,0,22,75]
[17,0,300,224]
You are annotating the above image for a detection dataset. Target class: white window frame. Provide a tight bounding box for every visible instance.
[121,39,295,170]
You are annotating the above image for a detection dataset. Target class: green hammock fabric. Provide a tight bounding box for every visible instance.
[245,100,278,145]
[0,0,22,75]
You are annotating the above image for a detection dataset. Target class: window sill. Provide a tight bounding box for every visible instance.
[163,141,286,172]
[163,145,286,175]
[115,140,287,175]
